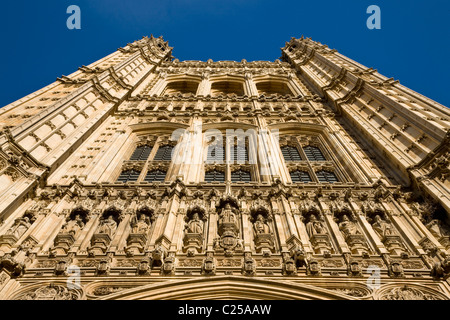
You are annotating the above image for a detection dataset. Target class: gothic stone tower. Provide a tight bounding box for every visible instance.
[0,35,449,300]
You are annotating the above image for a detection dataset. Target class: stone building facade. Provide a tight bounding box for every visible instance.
[0,35,449,300]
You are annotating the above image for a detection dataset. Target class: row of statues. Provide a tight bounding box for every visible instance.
[4,207,449,253]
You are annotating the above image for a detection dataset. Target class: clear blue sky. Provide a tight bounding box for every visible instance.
[0,0,449,107]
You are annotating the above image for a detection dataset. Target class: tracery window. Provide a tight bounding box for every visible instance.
[144,169,167,182]
[130,145,153,161]
[316,170,339,183]
[281,146,302,162]
[154,145,174,161]
[231,145,249,162]
[207,144,225,162]
[304,146,326,161]
[281,135,346,184]
[231,170,251,183]
[117,169,141,183]
[290,170,312,183]
[205,170,225,183]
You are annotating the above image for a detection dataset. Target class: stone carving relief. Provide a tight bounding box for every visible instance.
[53,208,90,255]
[201,256,216,275]
[0,212,36,248]
[336,212,369,255]
[380,285,446,300]
[213,197,243,257]
[89,208,122,255]
[250,206,275,254]
[368,213,406,256]
[241,253,256,276]
[430,257,450,280]
[304,211,332,254]
[16,284,84,300]
[183,207,206,256]
[126,207,153,255]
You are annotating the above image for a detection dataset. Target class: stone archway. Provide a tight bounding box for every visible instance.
[95,276,356,300]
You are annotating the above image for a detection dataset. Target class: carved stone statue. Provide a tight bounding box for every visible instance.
[426,219,450,238]
[6,216,32,239]
[186,213,203,234]
[306,215,326,237]
[131,215,150,234]
[339,215,360,237]
[431,257,450,279]
[253,214,270,234]
[61,215,85,235]
[219,203,236,225]
[372,215,395,239]
[97,215,117,237]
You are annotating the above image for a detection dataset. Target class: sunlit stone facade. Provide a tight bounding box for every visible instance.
[0,35,449,300]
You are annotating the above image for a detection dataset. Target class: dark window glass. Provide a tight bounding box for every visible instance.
[207,144,225,161]
[304,146,326,161]
[154,145,173,161]
[117,169,141,183]
[144,169,167,182]
[205,170,225,183]
[130,145,153,161]
[281,146,302,161]
[316,170,338,183]
[290,170,312,183]
[231,170,251,183]
[232,145,249,162]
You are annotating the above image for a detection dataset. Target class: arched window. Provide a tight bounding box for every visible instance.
[163,81,199,96]
[231,170,251,183]
[207,144,225,162]
[154,145,173,161]
[205,170,225,183]
[316,171,338,183]
[130,145,153,161]
[210,81,245,96]
[256,81,293,96]
[290,170,312,183]
[281,146,302,162]
[144,169,167,182]
[303,146,326,161]
[117,169,141,183]
[232,145,249,162]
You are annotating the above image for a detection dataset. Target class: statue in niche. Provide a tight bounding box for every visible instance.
[372,215,395,239]
[186,212,203,234]
[339,215,360,237]
[426,219,450,239]
[6,216,32,239]
[61,215,85,235]
[306,215,326,237]
[97,215,118,237]
[131,214,150,234]
[253,214,271,234]
[219,203,237,225]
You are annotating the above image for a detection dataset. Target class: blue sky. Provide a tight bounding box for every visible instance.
[0,0,449,107]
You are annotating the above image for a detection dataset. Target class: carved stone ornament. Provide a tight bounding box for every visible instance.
[283,258,297,276]
[430,257,450,280]
[242,254,256,276]
[347,260,363,277]
[201,257,216,275]
[380,285,447,300]
[162,256,176,275]
[15,283,84,300]
[388,260,405,278]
